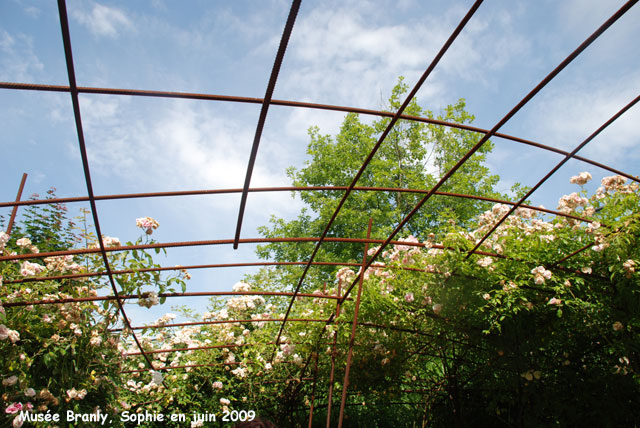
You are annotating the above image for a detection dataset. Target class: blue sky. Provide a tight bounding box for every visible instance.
[1,0,639,325]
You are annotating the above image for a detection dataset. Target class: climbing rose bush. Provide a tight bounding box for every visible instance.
[1,176,639,426]
[1,215,187,427]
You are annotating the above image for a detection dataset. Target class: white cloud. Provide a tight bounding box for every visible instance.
[81,99,244,187]
[524,72,640,164]
[433,5,531,89]
[283,108,344,142]
[24,6,41,19]
[74,96,302,222]
[277,2,530,114]
[556,0,640,65]
[0,29,13,50]
[0,28,44,81]
[560,0,627,35]
[72,1,133,38]
[280,6,443,108]
[268,1,533,176]
[6,0,41,19]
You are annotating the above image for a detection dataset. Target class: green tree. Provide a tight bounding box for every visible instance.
[2,188,78,252]
[256,77,504,288]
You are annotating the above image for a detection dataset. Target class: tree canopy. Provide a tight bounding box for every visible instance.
[256,77,507,288]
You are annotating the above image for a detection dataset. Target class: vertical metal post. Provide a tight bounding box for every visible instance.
[307,351,319,428]
[325,283,342,428]
[309,283,328,427]
[6,173,27,235]
[337,218,373,428]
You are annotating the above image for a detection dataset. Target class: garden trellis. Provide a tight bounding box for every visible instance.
[1,0,639,426]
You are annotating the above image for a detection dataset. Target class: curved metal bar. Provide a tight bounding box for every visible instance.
[6,173,27,235]
[2,261,361,285]
[467,94,640,259]
[234,0,302,249]
[0,187,595,226]
[0,83,636,184]
[332,0,638,318]
[119,318,327,333]
[274,0,486,359]
[0,236,500,262]
[56,0,154,371]
[2,292,349,309]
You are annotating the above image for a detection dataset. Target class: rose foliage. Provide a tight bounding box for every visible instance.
[1,173,639,427]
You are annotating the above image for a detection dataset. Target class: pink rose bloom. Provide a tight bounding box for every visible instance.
[16,238,32,248]
[548,297,562,305]
[0,231,10,247]
[531,266,552,285]
[477,257,493,267]
[0,326,19,343]
[569,172,592,185]
[3,376,18,386]
[613,321,624,331]
[20,261,45,277]
[136,217,159,234]
[0,325,9,340]
[12,414,24,428]
[5,403,22,414]
[280,343,294,356]
[102,236,121,247]
[601,175,626,191]
[404,292,414,303]
[67,388,78,399]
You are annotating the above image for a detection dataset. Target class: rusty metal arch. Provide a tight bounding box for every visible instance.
[1,0,638,425]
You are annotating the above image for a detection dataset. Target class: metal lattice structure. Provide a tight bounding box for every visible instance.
[1,0,639,426]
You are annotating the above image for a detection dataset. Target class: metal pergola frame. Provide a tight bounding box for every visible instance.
[1,0,639,426]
